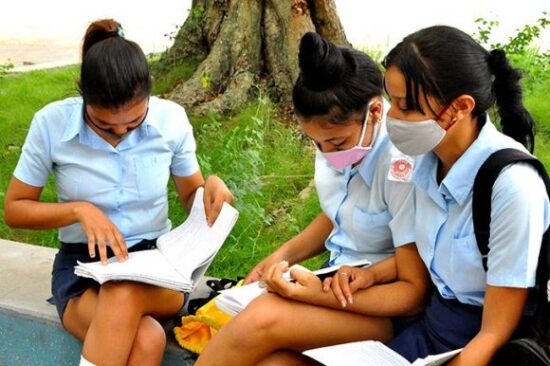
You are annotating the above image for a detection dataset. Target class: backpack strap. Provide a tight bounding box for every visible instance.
[472,148,550,271]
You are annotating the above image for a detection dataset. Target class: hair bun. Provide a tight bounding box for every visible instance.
[82,19,123,59]
[298,32,347,91]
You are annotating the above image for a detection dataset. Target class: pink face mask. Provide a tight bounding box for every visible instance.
[320,107,378,170]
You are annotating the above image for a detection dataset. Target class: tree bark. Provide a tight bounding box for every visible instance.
[166,0,348,115]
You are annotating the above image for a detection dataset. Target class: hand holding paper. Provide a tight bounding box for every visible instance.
[74,187,239,292]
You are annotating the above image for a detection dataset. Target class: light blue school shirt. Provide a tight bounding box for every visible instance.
[413,120,550,306]
[315,104,416,266]
[13,96,200,248]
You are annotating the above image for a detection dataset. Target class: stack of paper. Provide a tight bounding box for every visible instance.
[75,187,239,292]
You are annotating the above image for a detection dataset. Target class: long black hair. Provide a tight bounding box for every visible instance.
[293,32,383,123]
[382,25,535,152]
[79,19,152,109]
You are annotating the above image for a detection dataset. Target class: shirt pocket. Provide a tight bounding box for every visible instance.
[352,208,393,246]
[449,232,487,294]
[134,155,171,200]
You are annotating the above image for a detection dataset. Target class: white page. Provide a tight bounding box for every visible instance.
[156,187,239,286]
[75,250,188,291]
[303,341,410,366]
[215,282,266,316]
[411,348,462,366]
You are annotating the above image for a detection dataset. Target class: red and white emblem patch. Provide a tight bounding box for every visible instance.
[389,157,414,182]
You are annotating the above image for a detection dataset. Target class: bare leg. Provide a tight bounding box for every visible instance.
[196,293,393,366]
[127,316,167,366]
[63,281,183,365]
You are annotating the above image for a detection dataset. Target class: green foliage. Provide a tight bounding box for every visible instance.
[472,13,550,91]
[187,91,319,277]
[0,62,14,78]
[148,22,201,93]
[472,12,550,155]
[184,6,204,30]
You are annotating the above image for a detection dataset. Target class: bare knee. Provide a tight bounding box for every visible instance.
[99,281,140,304]
[128,316,166,366]
[230,294,292,344]
[91,282,147,335]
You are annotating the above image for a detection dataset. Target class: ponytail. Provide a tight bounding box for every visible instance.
[488,49,535,152]
[79,19,151,109]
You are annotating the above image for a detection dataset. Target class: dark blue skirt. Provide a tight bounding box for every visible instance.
[388,291,483,361]
[51,239,157,323]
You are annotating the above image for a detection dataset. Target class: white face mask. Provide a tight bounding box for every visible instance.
[386,117,447,156]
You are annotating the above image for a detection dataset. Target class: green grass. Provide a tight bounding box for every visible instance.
[0,66,80,247]
[151,57,201,96]
[1,50,549,279]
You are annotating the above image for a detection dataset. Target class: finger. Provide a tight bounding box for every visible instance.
[226,191,235,204]
[331,273,347,308]
[96,235,108,265]
[339,270,353,305]
[265,261,289,294]
[203,186,213,225]
[323,277,332,292]
[339,266,354,304]
[87,233,97,259]
[270,265,295,297]
[244,267,263,284]
[244,273,257,285]
[262,262,279,290]
[207,195,224,226]
[289,268,315,287]
[106,230,124,262]
[112,228,128,260]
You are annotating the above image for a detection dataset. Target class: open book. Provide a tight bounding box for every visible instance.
[215,258,371,316]
[74,187,239,292]
[303,341,462,366]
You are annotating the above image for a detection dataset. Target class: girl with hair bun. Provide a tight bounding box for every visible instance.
[4,19,233,365]
[197,32,430,365]
[375,25,549,364]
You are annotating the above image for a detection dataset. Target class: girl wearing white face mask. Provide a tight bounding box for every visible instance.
[377,26,549,365]
[197,32,430,366]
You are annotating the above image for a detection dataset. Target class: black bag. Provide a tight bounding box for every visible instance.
[187,278,240,315]
[472,148,550,365]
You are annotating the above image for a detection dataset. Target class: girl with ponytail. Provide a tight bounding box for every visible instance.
[197,32,430,365]
[4,19,233,365]
[377,25,549,364]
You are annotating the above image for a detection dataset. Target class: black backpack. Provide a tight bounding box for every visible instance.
[472,148,550,365]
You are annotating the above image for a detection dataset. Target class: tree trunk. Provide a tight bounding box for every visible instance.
[165,0,348,115]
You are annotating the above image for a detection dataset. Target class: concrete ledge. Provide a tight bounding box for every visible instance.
[0,239,201,365]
